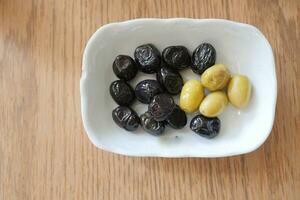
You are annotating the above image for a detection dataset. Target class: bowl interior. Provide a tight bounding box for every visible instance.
[81,19,276,157]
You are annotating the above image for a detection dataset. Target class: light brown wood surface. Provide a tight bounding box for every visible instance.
[1,0,299,199]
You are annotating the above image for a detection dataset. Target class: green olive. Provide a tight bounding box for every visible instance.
[180,80,204,113]
[227,75,251,108]
[199,91,228,117]
[201,64,231,91]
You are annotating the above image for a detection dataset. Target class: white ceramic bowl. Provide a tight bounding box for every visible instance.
[80,18,277,157]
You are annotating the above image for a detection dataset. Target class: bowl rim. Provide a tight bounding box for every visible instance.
[80,18,277,158]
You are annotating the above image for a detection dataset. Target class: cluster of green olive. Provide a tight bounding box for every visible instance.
[179,64,252,117]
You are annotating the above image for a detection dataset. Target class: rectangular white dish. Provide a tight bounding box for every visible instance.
[80,18,277,157]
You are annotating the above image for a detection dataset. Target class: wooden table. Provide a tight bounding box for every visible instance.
[1,0,299,199]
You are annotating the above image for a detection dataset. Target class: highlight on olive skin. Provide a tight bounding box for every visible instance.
[162,45,191,70]
[191,43,216,74]
[110,80,135,106]
[227,75,252,108]
[201,64,230,91]
[135,79,164,104]
[156,66,183,95]
[140,111,165,136]
[199,91,228,117]
[148,94,175,122]
[190,114,220,138]
[112,106,140,131]
[179,80,204,113]
[113,55,138,81]
[134,44,161,74]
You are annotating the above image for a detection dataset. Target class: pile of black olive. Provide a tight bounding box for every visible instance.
[110,43,220,138]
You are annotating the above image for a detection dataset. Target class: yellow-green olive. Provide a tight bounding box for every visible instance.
[201,64,231,91]
[227,75,251,108]
[180,80,204,113]
[199,91,228,117]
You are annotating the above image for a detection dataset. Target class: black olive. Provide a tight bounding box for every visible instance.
[191,43,216,74]
[135,79,164,104]
[148,94,175,121]
[110,80,135,106]
[140,111,165,136]
[190,114,220,138]
[113,55,138,81]
[162,46,191,70]
[134,44,161,74]
[156,66,183,95]
[112,106,140,131]
[166,105,187,129]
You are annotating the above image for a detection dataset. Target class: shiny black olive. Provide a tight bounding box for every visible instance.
[110,80,135,106]
[112,106,140,131]
[113,55,138,81]
[156,66,183,95]
[166,105,187,129]
[191,43,216,74]
[140,111,165,136]
[135,79,164,104]
[162,46,191,70]
[190,114,220,138]
[134,44,161,74]
[148,94,175,121]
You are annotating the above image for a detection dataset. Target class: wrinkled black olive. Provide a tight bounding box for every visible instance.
[112,106,140,131]
[134,44,161,74]
[110,80,135,106]
[191,43,216,74]
[148,94,175,121]
[113,55,138,81]
[156,66,183,95]
[135,79,164,104]
[190,114,220,138]
[140,111,165,136]
[166,105,187,129]
[162,46,191,70]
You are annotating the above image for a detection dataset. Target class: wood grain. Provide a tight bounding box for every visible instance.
[0,0,299,199]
